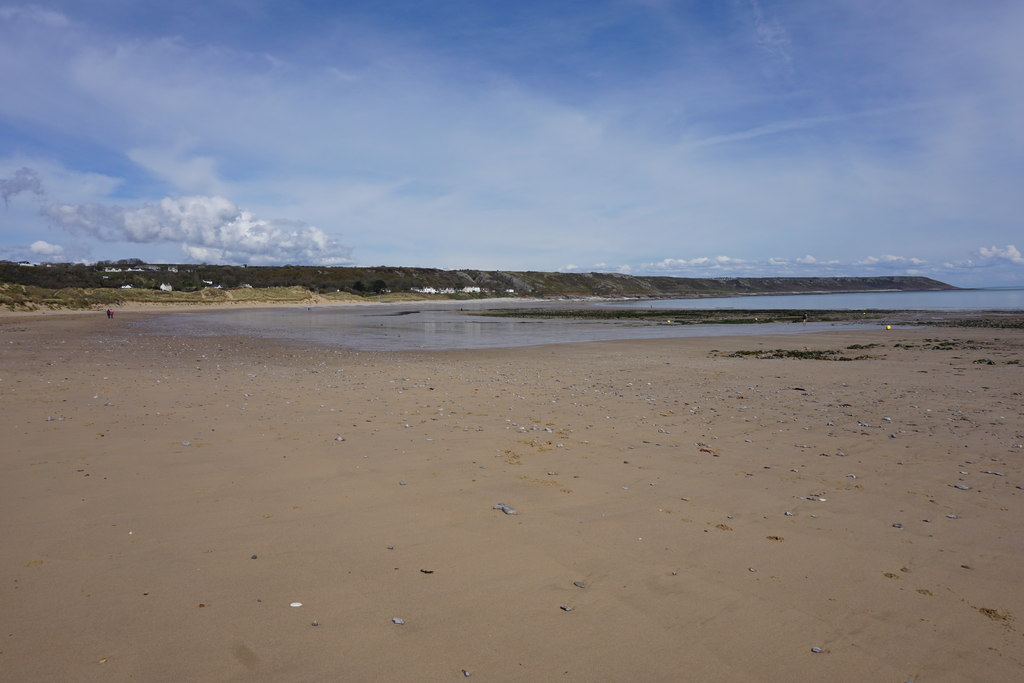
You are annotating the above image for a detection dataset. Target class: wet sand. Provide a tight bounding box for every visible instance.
[1,312,1022,681]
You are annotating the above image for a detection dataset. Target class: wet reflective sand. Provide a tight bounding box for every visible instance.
[129,300,878,350]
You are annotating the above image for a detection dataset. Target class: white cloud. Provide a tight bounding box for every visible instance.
[643,255,751,271]
[949,244,1024,270]
[43,195,353,265]
[29,239,63,255]
[855,254,928,266]
[975,244,1024,265]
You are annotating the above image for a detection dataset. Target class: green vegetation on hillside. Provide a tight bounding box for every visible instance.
[1,260,958,311]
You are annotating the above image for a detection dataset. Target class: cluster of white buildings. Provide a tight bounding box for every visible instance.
[410,286,484,294]
[103,265,177,273]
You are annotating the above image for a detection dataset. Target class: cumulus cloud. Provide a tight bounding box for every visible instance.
[975,244,1024,265]
[44,195,353,265]
[619,252,946,278]
[1,167,45,206]
[950,244,1024,269]
[855,254,928,266]
[29,239,64,256]
[645,256,749,271]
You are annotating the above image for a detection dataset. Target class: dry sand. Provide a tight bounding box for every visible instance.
[2,312,1023,682]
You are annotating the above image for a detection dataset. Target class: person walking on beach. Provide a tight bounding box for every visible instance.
[106,309,112,319]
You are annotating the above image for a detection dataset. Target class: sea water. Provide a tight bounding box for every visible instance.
[610,287,1024,311]
[132,301,876,351]
[131,288,1022,352]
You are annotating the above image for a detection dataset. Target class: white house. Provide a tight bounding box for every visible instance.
[159,283,173,292]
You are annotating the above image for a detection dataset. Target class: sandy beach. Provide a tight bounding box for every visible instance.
[1,311,1022,682]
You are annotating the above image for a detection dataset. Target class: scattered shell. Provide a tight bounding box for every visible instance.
[334,435,346,442]
[461,669,472,677]
[290,602,303,607]
[573,581,586,588]
[392,617,405,625]
[181,441,191,447]
[892,523,904,529]
[953,484,970,490]
[493,503,518,515]
[559,605,573,611]
[311,621,319,627]
[399,481,408,486]
[811,647,824,654]
[946,514,958,519]
[784,511,793,516]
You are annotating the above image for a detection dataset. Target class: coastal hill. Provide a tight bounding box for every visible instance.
[1,260,957,299]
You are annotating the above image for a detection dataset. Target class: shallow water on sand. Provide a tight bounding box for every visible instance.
[132,302,879,351]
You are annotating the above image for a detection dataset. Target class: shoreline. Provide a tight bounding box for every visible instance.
[2,316,1022,680]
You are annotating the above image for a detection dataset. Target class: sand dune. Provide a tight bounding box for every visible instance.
[1,313,1022,681]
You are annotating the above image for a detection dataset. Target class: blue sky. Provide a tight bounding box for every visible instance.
[1,1,1022,286]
